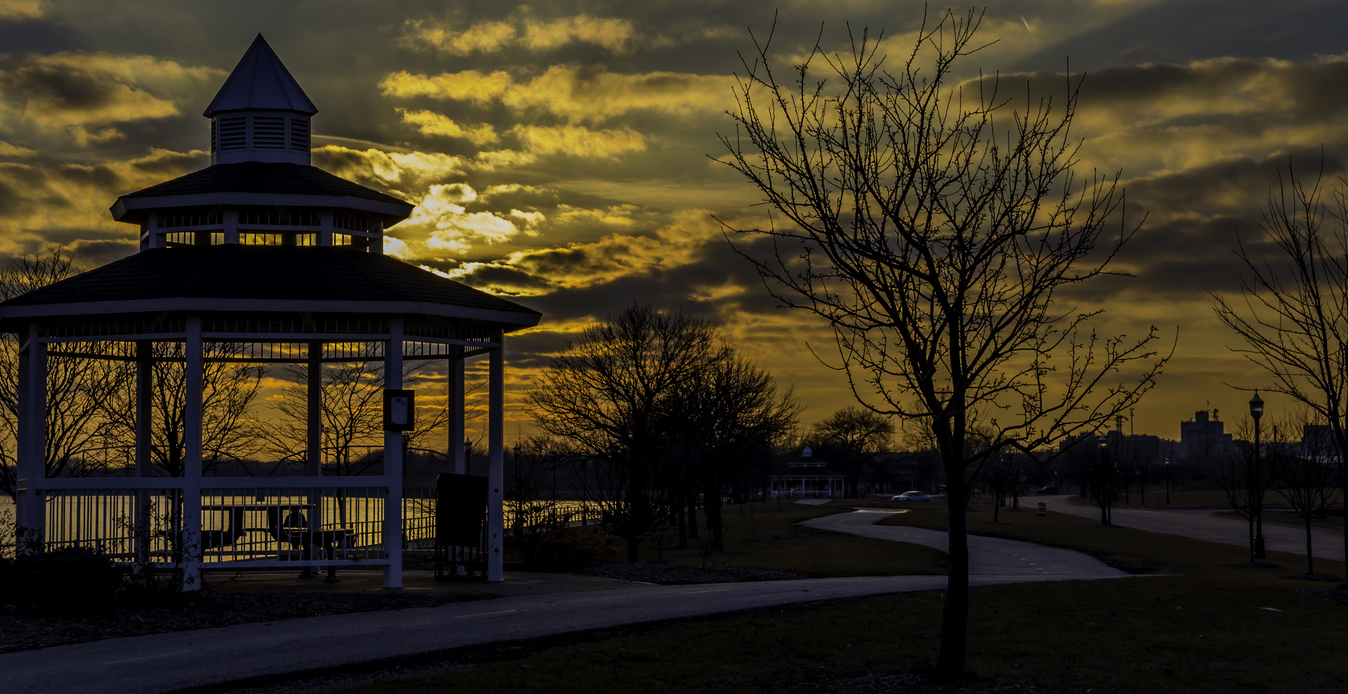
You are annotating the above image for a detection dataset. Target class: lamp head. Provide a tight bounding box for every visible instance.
[1250,391,1264,421]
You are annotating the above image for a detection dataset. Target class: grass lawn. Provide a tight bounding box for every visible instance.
[322,497,1348,694]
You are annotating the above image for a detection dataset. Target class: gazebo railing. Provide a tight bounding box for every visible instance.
[34,477,411,570]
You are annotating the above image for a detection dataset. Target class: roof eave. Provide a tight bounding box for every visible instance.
[110,192,414,224]
[0,298,541,329]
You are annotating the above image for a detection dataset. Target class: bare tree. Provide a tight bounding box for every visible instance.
[260,355,453,476]
[97,341,263,477]
[1274,416,1338,575]
[0,248,133,495]
[666,352,800,551]
[1216,417,1281,562]
[1211,156,1348,566]
[810,406,893,497]
[528,304,721,562]
[717,10,1170,675]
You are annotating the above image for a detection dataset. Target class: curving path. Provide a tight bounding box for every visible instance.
[1,511,1130,694]
[1021,495,1345,563]
[803,509,1129,579]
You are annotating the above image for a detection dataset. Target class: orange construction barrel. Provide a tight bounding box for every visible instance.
[1037,501,1047,517]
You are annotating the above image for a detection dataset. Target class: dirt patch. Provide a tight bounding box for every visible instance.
[0,589,492,654]
[571,561,805,584]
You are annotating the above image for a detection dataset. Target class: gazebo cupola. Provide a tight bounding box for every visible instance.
[110,35,406,252]
[205,34,317,166]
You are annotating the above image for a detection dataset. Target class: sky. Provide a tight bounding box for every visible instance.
[3,0,1348,444]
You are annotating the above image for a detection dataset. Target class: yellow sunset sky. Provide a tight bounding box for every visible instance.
[1,0,1345,443]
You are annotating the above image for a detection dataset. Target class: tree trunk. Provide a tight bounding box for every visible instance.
[1306,519,1315,575]
[703,476,724,551]
[992,494,1000,522]
[936,472,969,677]
[1248,515,1256,563]
[676,499,688,549]
[687,490,699,539]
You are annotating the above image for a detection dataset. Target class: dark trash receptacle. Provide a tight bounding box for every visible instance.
[434,473,489,581]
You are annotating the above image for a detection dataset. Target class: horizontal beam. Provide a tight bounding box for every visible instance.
[36,477,393,490]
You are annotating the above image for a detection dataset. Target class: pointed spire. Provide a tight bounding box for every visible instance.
[203,34,317,117]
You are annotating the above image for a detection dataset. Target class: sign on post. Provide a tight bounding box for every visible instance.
[383,389,415,431]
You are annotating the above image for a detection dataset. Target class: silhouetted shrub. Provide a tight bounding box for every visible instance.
[0,547,125,616]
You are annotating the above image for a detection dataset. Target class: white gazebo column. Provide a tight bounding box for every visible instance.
[451,348,465,475]
[487,332,504,582]
[382,317,404,589]
[15,323,45,553]
[222,208,239,244]
[306,341,322,476]
[318,210,333,247]
[135,340,153,565]
[182,316,204,590]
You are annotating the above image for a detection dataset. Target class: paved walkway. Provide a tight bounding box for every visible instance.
[1,512,1129,694]
[1022,495,1346,563]
[803,510,1128,579]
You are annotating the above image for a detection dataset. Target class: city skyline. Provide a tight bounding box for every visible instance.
[3,1,1348,440]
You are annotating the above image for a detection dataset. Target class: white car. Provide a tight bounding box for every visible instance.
[892,491,932,502]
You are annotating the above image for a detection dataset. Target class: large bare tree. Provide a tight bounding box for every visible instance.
[1211,157,1348,567]
[718,11,1169,675]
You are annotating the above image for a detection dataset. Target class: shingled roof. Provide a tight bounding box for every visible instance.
[116,162,408,206]
[0,245,539,326]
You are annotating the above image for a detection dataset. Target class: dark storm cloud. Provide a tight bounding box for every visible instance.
[0,57,118,111]
[1012,0,1348,72]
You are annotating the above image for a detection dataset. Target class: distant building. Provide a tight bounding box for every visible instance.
[769,446,847,498]
[1178,409,1235,462]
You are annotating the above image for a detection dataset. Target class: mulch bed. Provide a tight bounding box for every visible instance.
[0,590,492,654]
[571,561,805,584]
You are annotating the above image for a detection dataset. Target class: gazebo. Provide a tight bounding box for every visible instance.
[769,446,847,499]
[0,36,540,589]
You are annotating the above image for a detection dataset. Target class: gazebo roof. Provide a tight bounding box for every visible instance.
[111,162,413,223]
[0,245,540,327]
[203,34,318,116]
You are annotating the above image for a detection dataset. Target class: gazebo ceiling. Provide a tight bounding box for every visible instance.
[0,245,541,328]
[111,161,413,224]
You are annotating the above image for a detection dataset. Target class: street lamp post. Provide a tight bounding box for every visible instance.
[1250,392,1266,560]
[463,437,473,476]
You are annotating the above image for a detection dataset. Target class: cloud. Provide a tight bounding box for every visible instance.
[400,14,638,55]
[406,183,530,251]
[379,66,734,123]
[379,70,513,106]
[401,18,516,56]
[396,108,499,145]
[0,146,205,255]
[313,145,464,188]
[510,124,645,158]
[448,208,723,294]
[0,0,43,21]
[0,51,222,152]
[0,140,36,157]
[520,15,637,53]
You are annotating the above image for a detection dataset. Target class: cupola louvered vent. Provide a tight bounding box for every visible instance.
[217,117,246,150]
[290,117,309,152]
[253,116,286,149]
